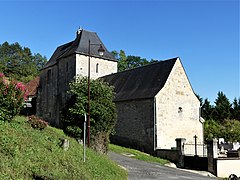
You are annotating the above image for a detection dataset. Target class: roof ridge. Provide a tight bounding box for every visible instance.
[103,57,178,77]
[101,57,178,101]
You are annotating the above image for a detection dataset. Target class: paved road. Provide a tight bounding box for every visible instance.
[109,152,216,180]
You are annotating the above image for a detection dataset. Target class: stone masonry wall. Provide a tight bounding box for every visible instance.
[38,54,117,127]
[37,55,76,126]
[76,54,117,80]
[111,99,155,154]
[37,65,58,125]
[155,59,203,149]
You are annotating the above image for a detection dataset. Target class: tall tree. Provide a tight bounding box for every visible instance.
[0,41,47,83]
[201,98,214,120]
[231,97,240,121]
[61,76,117,153]
[112,49,157,72]
[118,50,128,72]
[213,91,231,122]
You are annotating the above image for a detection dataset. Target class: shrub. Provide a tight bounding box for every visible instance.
[0,73,28,121]
[28,115,48,130]
[65,125,82,139]
[61,76,117,153]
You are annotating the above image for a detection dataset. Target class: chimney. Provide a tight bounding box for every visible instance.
[76,27,82,37]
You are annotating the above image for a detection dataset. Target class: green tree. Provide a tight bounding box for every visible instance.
[112,50,158,72]
[204,119,222,141]
[201,98,214,120]
[222,119,240,142]
[111,50,128,72]
[0,41,47,83]
[61,76,117,153]
[231,98,240,121]
[213,91,231,122]
[126,55,149,69]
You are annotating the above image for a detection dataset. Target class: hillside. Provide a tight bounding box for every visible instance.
[0,116,127,180]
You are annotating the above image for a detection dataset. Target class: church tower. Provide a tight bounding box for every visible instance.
[37,29,117,126]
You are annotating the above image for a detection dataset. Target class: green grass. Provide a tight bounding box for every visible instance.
[0,116,127,180]
[109,144,169,165]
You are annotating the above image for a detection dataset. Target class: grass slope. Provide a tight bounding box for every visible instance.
[109,144,169,165]
[0,116,127,180]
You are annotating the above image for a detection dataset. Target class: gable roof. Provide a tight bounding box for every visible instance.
[43,29,117,69]
[101,57,178,102]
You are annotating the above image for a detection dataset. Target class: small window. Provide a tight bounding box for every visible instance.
[178,107,183,113]
[96,63,99,73]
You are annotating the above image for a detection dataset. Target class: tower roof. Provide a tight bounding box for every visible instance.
[43,29,117,69]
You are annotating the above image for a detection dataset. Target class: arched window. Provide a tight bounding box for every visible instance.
[96,63,99,73]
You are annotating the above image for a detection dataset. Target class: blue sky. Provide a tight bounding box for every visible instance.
[0,0,239,104]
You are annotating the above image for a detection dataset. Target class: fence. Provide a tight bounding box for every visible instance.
[183,143,207,157]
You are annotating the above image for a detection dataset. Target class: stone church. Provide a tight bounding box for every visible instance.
[37,29,118,126]
[102,58,204,153]
[37,29,204,154]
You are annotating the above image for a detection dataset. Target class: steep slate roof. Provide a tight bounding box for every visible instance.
[43,29,116,69]
[102,57,178,101]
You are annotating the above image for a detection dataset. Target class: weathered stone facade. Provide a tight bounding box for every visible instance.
[37,29,203,155]
[111,99,154,153]
[103,57,204,154]
[37,30,117,126]
[76,54,117,80]
[155,59,203,149]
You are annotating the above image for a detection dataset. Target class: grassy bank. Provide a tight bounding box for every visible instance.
[109,144,169,165]
[0,116,127,180]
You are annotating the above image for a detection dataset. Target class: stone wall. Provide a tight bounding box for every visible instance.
[37,53,117,127]
[111,99,155,154]
[37,65,58,125]
[155,59,203,149]
[76,54,117,80]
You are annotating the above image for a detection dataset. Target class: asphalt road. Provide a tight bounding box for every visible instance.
[109,152,216,180]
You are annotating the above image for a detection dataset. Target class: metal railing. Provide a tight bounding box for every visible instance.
[183,143,207,157]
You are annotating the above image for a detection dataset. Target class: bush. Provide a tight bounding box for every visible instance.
[65,125,82,139]
[204,119,240,142]
[61,76,117,153]
[28,115,48,130]
[204,119,222,141]
[0,73,28,121]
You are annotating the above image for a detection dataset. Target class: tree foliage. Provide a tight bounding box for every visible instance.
[198,91,240,142]
[201,98,214,120]
[200,91,238,122]
[111,50,158,72]
[61,76,117,153]
[0,41,47,83]
[231,98,240,120]
[204,119,222,141]
[204,119,240,142]
[213,91,231,122]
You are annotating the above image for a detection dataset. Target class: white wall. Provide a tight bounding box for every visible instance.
[76,54,117,79]
[217,158,240,177]
[155,58,203,149]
